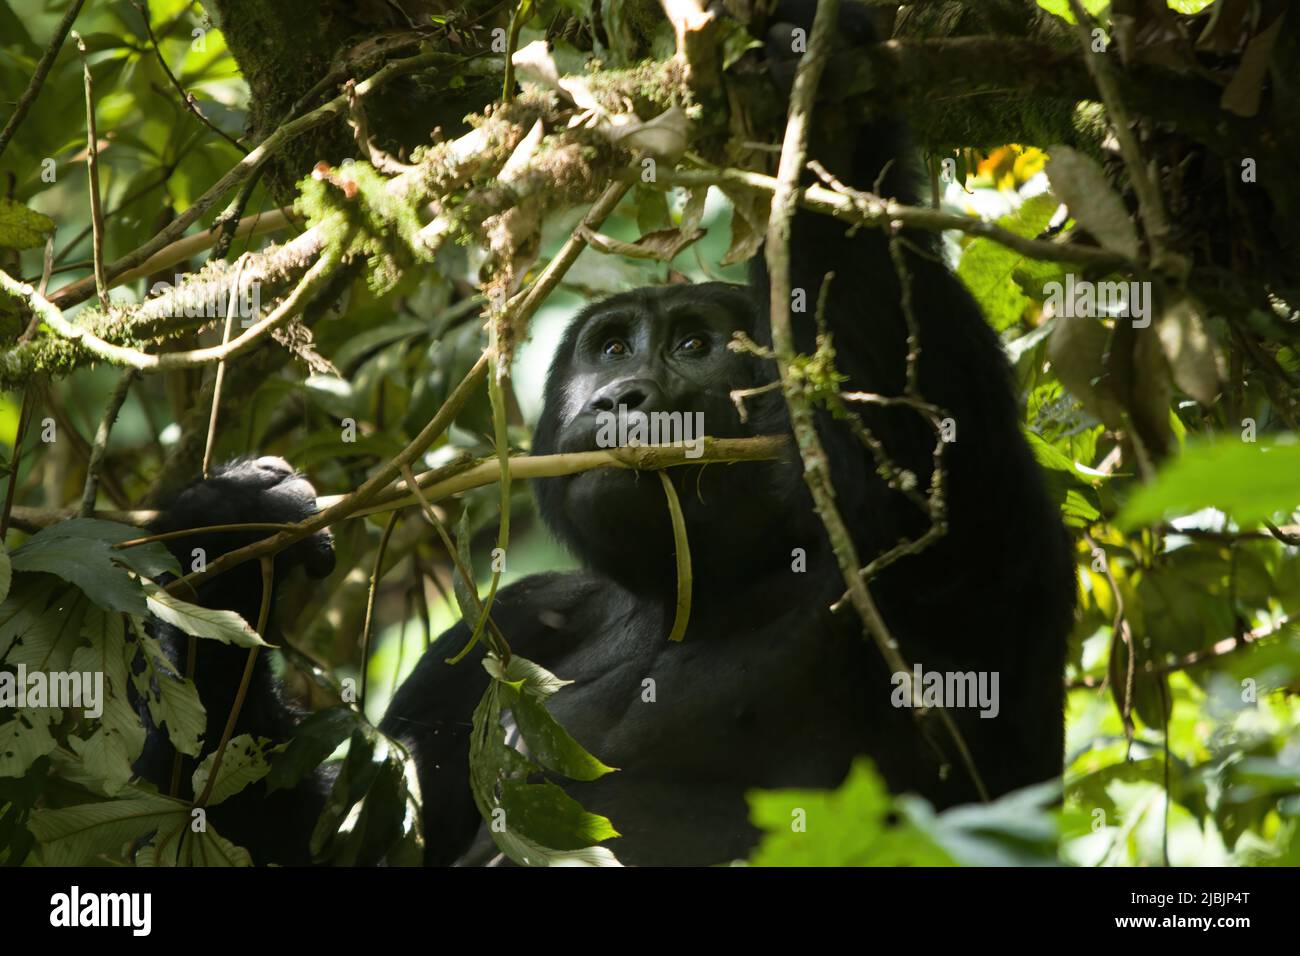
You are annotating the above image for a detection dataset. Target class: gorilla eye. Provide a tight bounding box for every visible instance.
[602,339,629,357]
[677,335,706,353]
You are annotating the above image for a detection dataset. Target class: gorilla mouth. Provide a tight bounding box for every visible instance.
[557,407,709,459]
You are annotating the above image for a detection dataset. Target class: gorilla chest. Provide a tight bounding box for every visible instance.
[532,598,878,785]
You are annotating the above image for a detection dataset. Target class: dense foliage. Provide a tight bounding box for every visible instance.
[0,0,1297,867]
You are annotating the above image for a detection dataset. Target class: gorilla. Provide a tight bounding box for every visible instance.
[135,1,1076,866]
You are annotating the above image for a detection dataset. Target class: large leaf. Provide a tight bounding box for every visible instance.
[506,686,616,782]
[266,705,360,794]
[28,789,189,866]
[0,574,59,659]
[144,583,268,646]
[11,534,144,616]
[1045,147,1140,260]
[129,629,205,758]
[0,197,55,250]
[29,519,179,578]
[140,826,253,867]
[957,194,1061,331]
[1119,438,1300,528]
[748,758,953,866]
[0,708,61,778]
[67,694,145,797]
[191,735,275,807]
[4,589,87,672]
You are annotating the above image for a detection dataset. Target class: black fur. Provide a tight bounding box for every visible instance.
[137,1,1075,866]
[132,456,333,865]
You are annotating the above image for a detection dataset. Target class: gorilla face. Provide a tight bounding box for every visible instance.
[532,283,794,591]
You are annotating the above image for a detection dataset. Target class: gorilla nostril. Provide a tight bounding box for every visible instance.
[591,395,615,413]
[620,388,646,410]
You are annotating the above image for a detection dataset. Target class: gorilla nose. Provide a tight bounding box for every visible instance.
[589,379,663,413]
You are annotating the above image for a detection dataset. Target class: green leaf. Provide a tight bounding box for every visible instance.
[490,826,622,867]
[144,583,269,646]
[11,532,145,615]
[0,540,10,604]
[28,789,189,866]
[1045,147,1139,260]
[266,705,360,793]
[324,750,424,866]
[483,653,573,699]
[450,509,480,634]
[0,708,61,778]
[748,758,953,866]
[31,518,180,578]
[66,693,146,797]
[129,630,205,758]
[0,574,58,659]
[1118,438,1300,528]
[140,824,254,867]
[1035,0,1110,24]
[6,590,88,672]
[0,198,55,250]
[191,735,275,806]
[499,780,620,850]
[903,780,1062,866]
[310,727,382,859]
[71,606,131,706]
[506,686,616,782]
[957,194,1060,331]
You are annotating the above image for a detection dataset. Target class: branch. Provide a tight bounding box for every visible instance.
[1,246,340,373]
[665,167,1132,271]
[659,0,720,92]
[1065,0,1186,279]
[763,0,987,802]
[331,438,788,517]
[47,51,497,309]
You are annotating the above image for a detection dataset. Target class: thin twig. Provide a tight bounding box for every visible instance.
[665,166,1132,272]
[0,0,87,159]
[359,511,401,711]
[193,556,275,809]
[73,33,109,309]
[201,257,248,476]
[0,387,37,541]
[79,369,139,516]
[208,170,266,263]
[134,0,247,154]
